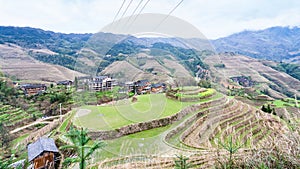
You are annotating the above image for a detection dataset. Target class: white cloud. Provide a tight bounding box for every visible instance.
[0,0,299,38]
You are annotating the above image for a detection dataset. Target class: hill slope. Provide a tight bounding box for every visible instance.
[212,26,300,62]
[0,44,85,82]
[204,54,300,98]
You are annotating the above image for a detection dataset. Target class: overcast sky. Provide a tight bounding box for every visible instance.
[0,0,300,39]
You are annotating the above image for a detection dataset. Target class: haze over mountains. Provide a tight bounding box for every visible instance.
[1,26,300,62]
[0,25,299,98]
[212,26,300,63]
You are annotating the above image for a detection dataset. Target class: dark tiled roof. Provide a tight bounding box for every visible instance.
[151,83,166,88]
[151,84,162,88]
[28,137,59,162]
[135,79,149,87]
[57,80,72,85]
[21,84,46,89]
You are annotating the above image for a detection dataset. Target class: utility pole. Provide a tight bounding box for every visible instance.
[59,103,62,122]
[295,94,299,108]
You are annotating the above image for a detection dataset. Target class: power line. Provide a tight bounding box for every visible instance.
[120,0,134,19]
[122,0,144,30]
[126,0,151,31]
[154,0,184,31]
[130,0,144,18]
[128,0,144,23]
[113,0,134,30]
[111,0,126,28]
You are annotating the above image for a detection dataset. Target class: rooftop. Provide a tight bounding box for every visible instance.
[27,137,59,162]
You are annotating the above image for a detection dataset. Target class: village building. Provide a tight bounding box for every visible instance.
[56,80,73,86]
[20,84,47,96]
[76,76,117,92]
[134,79,151,94]
[125,81,135,92]
[27,137,59,169]
[151,83,166,93]
[88,76,116,92]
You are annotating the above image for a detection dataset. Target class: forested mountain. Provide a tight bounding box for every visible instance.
[212,26,300,62]
[0,26,299,87]
[0,26,209,83]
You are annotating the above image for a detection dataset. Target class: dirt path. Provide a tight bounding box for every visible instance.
[10,115,61,134]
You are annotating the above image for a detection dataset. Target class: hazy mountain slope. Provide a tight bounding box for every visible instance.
[1,25,299,92]
[0,44,85,82]
[101,52,196,85]
[212,26,300,62]
[204,54,300,98]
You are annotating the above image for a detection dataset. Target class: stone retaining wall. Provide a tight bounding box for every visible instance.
[165,97,228,141]
[88,96,226,140]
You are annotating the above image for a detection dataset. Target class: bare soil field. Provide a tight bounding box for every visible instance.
[204,54,300,98]
[0,44,85,82]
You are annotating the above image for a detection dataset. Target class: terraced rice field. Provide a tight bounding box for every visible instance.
[73,93,203,130]
[0,103,33,128]
[76,87,291,169]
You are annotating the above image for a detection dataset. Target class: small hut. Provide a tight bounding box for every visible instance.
[27,137,59,169]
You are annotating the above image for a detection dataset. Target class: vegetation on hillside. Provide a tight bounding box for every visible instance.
[213,26,300,62]
[271,62,300,81]
[151,42,209,75]
[60,127,105,169]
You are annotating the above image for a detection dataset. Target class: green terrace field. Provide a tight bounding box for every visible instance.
[272,99,300,108]
[73,94,199,130]
[60,86,298,168]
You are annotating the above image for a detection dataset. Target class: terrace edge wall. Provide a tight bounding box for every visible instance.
[88,96,226,140]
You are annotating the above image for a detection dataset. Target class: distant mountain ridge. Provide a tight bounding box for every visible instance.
[212,26,300,62]
[1,26,300,63]
[0,25,299,86]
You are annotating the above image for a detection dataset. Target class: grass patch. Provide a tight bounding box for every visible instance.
[272,99,298,108]
[73,94,197,130]
[11,134,29,147]
[59,111,75,132]
[93,125,171,160]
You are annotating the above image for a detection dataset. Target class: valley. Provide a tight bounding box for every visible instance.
[0,26,299,169]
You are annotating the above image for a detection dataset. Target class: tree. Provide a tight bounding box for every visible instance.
[198,80,211,88]
[174,154,193,169]
[267,104,271,113]
[0,154,23,169]
[74,77,78,90]
[261,105,267,112]
[0,157,13,169]
[60,127,105,169]
[218,136,244,169]
[0,122,10,148]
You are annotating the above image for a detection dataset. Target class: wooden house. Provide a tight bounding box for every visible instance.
[134,80,151,94]
[20,84,47,96]
[27,138,59,169]
[56,80,73,86]
[151,83,166,93]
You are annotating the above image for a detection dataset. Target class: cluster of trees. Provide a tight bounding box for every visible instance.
[0,77,18,105]
[0,122,10,148]
[61,127,105,169]
[151,42,209,76]
[198,80,212,88]
[29,53,77,70]
[213,63,226,68]
[261,104,276,115]
[271,62,300,81]
[0,26,90,54]
[227,87,245,97]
